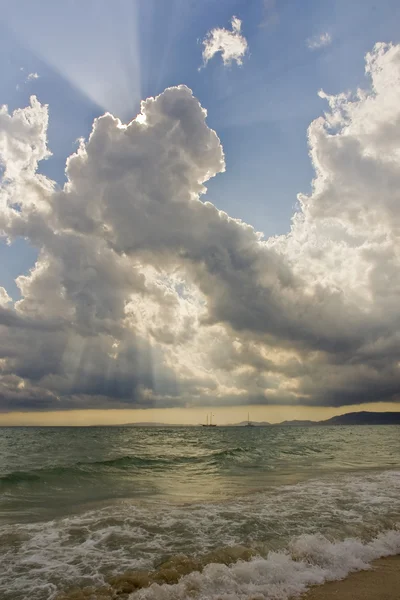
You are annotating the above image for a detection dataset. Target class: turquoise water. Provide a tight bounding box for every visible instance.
[1,425,400,599]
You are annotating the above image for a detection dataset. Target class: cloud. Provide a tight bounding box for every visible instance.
[307,32,332,50]
[16,70,40,90]
[0,95,51,180]
[201,16,248,67]
[1,43,400,412]
[0,287,11,307]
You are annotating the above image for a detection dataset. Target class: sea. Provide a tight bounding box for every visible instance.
[1,425,400,600]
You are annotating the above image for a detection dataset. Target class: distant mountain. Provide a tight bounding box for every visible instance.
[110,411,400,427]
[319,411,400,426]
[236,412,400,427]
[269,412,400,426]
[266,412,400,426]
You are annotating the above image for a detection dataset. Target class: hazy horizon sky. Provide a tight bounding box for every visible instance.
[1,0,400,424]
[1,402,399,427]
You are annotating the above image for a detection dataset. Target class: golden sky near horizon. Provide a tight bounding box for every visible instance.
[0,403,398,426]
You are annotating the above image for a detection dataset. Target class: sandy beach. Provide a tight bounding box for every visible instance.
[302,555,400,600]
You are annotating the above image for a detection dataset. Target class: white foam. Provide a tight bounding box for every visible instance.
[130,529,400,600]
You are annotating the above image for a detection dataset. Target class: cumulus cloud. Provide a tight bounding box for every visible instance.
[0,287,11,307]
[307,32,332,50]
[1,42,400,412]
[201,16,248,67]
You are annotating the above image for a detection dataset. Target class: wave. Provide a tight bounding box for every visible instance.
[91,447,247,468]
[0,447,248,485]
[0,459,160,485]
[1,442,352,487]
[204,446,246,462]
[54,529,400,600]
[0,470,42,484]
[78,455,173,469]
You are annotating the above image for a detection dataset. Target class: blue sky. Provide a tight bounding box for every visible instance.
[1,0,400,300]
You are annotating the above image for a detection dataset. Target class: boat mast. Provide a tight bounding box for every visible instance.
[210,413,212,426]
[206,414,208,426]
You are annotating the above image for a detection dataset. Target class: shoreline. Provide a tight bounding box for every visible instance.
[54,550,400,600]
[301,554,400,600]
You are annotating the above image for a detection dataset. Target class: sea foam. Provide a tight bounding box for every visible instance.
[127,529,400,600]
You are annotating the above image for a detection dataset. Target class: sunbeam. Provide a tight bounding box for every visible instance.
[1,0,142,120]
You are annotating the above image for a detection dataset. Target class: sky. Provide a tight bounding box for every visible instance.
[1,0,400,425]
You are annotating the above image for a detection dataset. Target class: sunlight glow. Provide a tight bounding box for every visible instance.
[1,403,399,427]
[3,0,143,120]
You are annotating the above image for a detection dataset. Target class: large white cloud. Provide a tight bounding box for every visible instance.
[1,43,400,412]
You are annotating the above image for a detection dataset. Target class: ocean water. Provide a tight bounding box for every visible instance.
[0,425,400,600]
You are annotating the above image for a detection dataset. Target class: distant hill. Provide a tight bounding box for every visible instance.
[264,412,400,427]
[255,412,400,427]
[111,411,400,427]
[319,411,400,426]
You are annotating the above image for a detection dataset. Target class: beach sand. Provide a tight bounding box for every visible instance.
[301,555,400,600]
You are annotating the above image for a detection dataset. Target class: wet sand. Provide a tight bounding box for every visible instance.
[302,555,400,600]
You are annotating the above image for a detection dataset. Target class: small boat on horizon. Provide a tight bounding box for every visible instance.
[202,413,217,427]
[246,412,254,427]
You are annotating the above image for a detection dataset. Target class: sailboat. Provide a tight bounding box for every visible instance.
[202,413,217,427]
[246,412,254,427]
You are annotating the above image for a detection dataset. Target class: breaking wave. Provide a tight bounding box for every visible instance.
[55,529,400,600]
